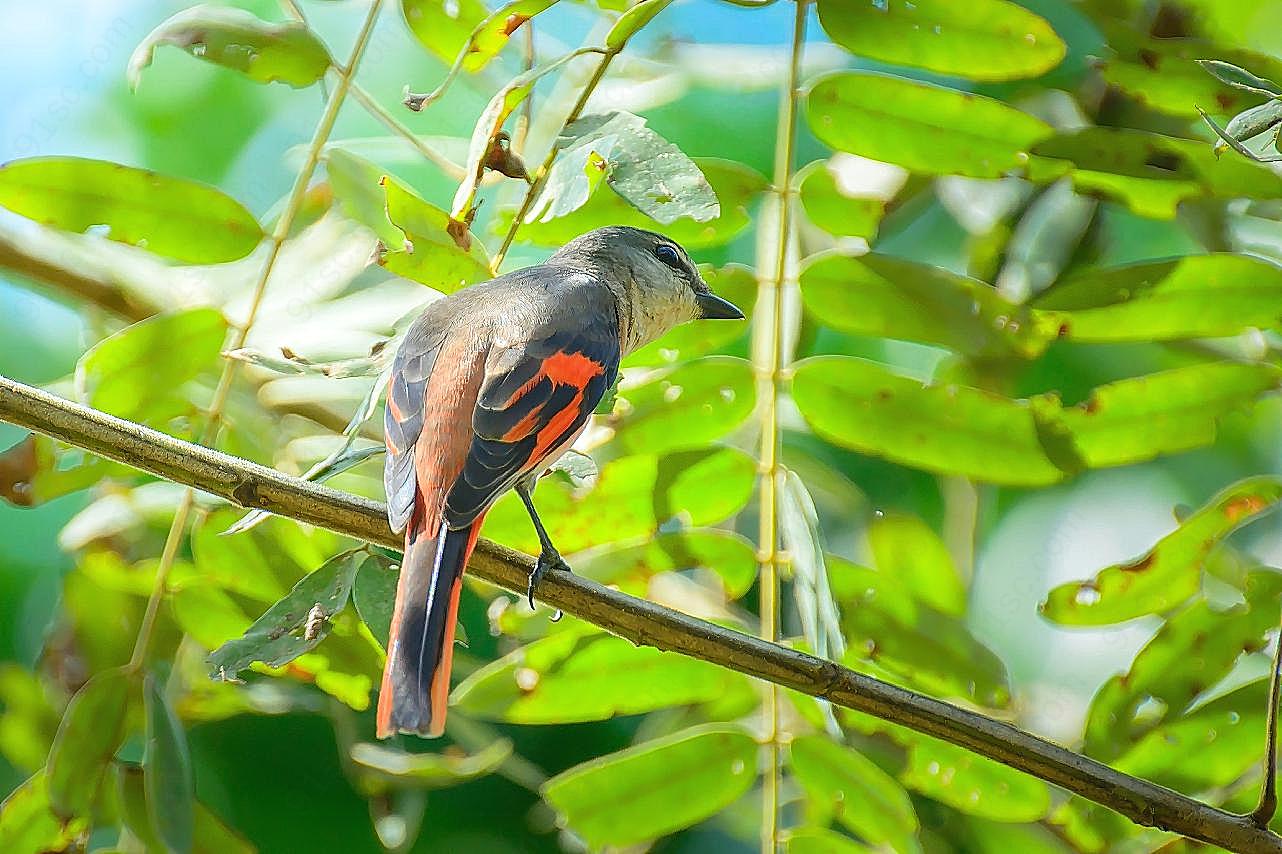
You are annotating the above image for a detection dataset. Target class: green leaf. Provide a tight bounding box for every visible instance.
[787,828,875,853]
[815,0,1064,81]
[1198,59,1282,97]
[542,724,756,848]
[508,158,767,249]
[535,111,718,225]
[351,738,512,788]
[791,356,1064,487]
[46,666,131,820]
[468,0,558,71]
[573,529,759,597]
[1042,476,1282,625]
[612,356,754,454]
[382,174,492,292]
[1112,679,1269,791]
[402,0,489,66]
[605,0,672,50]
[1028,127,1282,219]
[1033,254,1282,342]
[77,308,227,426]
[625,265,758,367]
[452,48,601,223]
[901,739,1051,822]
[789,735,918,850]
[0,434,111,507]
[0,157,262,263]
[827,557,921,627]
[452,629,750,723]
[1083,570,1282,761]
[1057,362,1282,469]
[801,252,1055,358]
[0,771,86,853]
[868,513,965,617]
[144,674,194,854]
[326,148,405,247]
[118,763,253,854]
[353,552,399,650]
[482,447,756,554]
[128,5,331,88]
[806,72,1052,178]
[207,549,363,677]
[797,160,886,240]
[1219,99,1282,148]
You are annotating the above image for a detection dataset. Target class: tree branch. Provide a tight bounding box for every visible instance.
[1,373,1279,853]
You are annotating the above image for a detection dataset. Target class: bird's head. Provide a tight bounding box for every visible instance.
[551,226,744,353]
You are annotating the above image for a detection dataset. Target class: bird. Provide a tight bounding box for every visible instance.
[377,225,745,738]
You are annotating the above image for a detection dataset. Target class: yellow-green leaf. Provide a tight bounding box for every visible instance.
[46,666,131,820]
[790,735,919,851]
[382,175,492,292]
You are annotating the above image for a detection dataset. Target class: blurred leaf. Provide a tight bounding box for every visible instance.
[453,629,749,723]
[542,724,756,848]
[353,552,399,650]
[0,157,261,263]
[1083,570,1282,761]
[534,111,718,225]
[191,515,295,602]
[0,665,60,774]
[128,5,331,88]
[402,0,488,66]
[801,252,1055,359]
[1113,679,1268,791]
[806,72,1052,178]
[789,734,919,851]
[351,738,512,788]
[1198,59,1282,97]
[791,356,1063,486]
[207,549,363,678]
[0,434,110,507]
[573,529,759,597]
[1099,37,1281,118]
[605,0,672,50]
[901,739,1051,822]
[382,174,492,292]
[452,49,601,224]
[1057,362,1282,469]
[77,308,227,426]
[1042,476,1282,625]
[816,0,1064,81]
[1033,254,1282,342]
[827,557,920,626]
[868,513,965,617]
[1049,798,1138,854]
[0,771,86,853]
[144,674,194,854]
[1028,128,1282,219]
[482,447,756,554]
[787,828,875,853]
[172,586,252,652]
[797,160,885,240]
[625,265,758,367]
[119,763,253,854]
[324,148,404,246]
[508,158,767,249]
[613,356,754,454]
[781,472,845,668]
[223,346,383,379]
[46,666,130,820]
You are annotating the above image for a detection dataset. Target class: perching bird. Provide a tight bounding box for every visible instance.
[377,225,744,738]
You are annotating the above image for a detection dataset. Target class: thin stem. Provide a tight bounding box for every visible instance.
[1253,622,1282,827]
[8,375,1282,853]
[345,80,466,179]
[492,50,618,269]
[514,23,537,155]
[755,3,807,852]
[127,0,385,672]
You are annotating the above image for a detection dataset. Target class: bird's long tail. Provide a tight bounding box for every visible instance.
[376,513,485,738]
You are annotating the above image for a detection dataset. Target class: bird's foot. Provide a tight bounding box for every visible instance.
[527,548,571,620]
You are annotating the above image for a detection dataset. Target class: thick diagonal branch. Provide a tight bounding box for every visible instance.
[0,374,1278,853]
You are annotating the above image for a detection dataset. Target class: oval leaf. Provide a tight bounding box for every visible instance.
[1042,476,1282,625]
[46,667,131,820]
[0,771,86,853]
[381,174,492,292]
[798,160,886,240]
[144,674,194,854]
[351,738,512,788]
[789,735,918,849]
[816,0,1065,81]
[573,529,759,598]
[542,724,756,848]
[901,738,1051,822]
[868,513,965,617]
[353,552,399,650]
[128,5,331,88]
[806,72,1052,178]
[0,157,262,263]
[613,356,754,454]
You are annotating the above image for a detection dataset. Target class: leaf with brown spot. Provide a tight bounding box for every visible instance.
[1042,476,1282,626]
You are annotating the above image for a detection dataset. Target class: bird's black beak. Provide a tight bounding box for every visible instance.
[696,291,745,320]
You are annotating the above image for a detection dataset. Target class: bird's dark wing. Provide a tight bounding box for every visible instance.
[444,299,620,528]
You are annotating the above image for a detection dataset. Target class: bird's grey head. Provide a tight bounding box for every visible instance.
[550,226,744,353]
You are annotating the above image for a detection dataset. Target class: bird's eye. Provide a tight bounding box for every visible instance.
[654,243,682,269]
